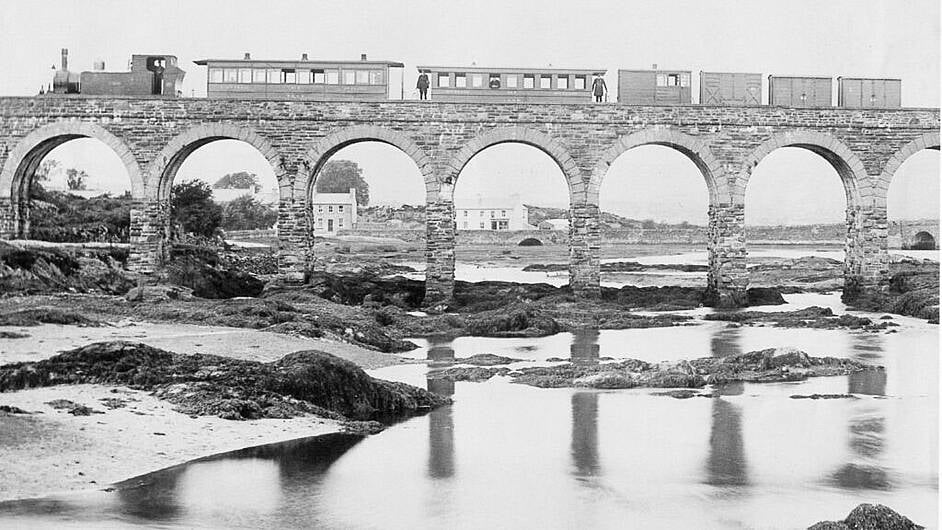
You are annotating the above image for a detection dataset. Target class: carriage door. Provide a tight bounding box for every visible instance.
[146,57,167,95]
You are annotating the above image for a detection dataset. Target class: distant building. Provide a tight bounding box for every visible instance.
[538,218,569,231]
[456,195,531,231]
[312,188,358,234]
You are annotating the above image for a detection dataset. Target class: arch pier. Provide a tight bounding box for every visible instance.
[0,97,936,306]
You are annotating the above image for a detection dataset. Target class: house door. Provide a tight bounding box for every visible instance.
[328,219,334,232]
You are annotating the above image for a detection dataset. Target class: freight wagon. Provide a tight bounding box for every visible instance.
[699,72,762,106]
[768,75,832,107]
[837,77,901,108]
[617,69,692,105]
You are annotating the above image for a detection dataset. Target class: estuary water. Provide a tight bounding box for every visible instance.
[0,291,937,529]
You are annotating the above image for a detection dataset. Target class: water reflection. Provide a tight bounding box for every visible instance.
[570,392,601,477]
[427,376,456,480]
[427,336,456,366]
[830,334,891,490]
[570,329,600,365]
[705,325,750,489]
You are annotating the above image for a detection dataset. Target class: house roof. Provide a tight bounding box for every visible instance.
[312,192,357,205]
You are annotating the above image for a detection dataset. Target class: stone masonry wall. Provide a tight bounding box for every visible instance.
[0,96,938,304]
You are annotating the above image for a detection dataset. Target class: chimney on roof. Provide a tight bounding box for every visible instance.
[93,60,105,71]
[301,53,309,61]
[61,48,68,71]
[361,53,367,61]
[244,52,251,60]
[652,63,658,70]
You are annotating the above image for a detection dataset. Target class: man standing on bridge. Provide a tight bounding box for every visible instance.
[591,73,607,103]
[417,70,430,100]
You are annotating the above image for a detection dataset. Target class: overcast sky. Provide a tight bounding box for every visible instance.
[1,0,938,223]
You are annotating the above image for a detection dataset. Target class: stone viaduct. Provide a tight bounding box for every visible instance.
[0,96,938,306]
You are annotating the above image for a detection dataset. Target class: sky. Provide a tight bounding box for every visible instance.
[1,0,938,224]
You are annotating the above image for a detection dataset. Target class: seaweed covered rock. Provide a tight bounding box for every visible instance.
[163,254,264,299]
[0,307,104,327]
[0,341,449,421]
[465,305,561,337]
[808,503,923,530]
[0,241,133,295]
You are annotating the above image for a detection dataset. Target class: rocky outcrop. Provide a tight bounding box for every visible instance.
[0,241,134,295]
[808,503,923,530]
[705,306,898,331]
[0,341,449,421]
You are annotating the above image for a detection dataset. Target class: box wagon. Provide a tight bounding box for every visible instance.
[768,76,832,107]
[700,72,762,106]
[838,77,901,108]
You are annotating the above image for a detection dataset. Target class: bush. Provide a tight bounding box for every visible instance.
[221,195,278,231]
[27,190,132,243]
[171,181,223,238]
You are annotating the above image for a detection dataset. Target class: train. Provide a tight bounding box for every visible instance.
[45,49,904,109]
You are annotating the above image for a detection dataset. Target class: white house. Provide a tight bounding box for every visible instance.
[456,195,532,231]
[538,218,569,231]
[312,188,358,234]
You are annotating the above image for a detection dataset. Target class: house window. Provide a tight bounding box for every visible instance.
[523,75,535,89]
[317,219,323,228]
[370,70,384,84]
[480,221,485,229]
[313,69,326,83]
[506,75,518,88]
[267,69,281,83]
[343,71,356,84]
[326,70,339,84]
[472,74,483,88]
[338,218,344,228]
[238,68,252,83]
[328,205,334,213]
[540,75,552,89]
[574,76,586,90]
[224,69,238,83]
[252,69,266,83]
[455,74,466,88]
[438,73,450,87]
[556,76,568,89]
[209,68,223,83]
[356,70,369,84]
[338,205,344,212]
[463,210,468,217]
[462,221,468,229]
[501,210,507,217]
[490,210,496,218]
[282,69,297,83]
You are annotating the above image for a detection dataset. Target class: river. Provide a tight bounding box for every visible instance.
[0,247,937,529]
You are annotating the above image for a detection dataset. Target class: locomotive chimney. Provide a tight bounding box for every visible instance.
[361,53,367,61]
[301,53,309,61]
[244,52,251,60]
[61,48,69,71]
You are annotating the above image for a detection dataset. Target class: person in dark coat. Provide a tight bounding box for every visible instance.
[591,74,607,103]
[417,70,430,100]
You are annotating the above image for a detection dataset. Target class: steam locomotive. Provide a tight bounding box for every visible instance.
[47,49,902,108]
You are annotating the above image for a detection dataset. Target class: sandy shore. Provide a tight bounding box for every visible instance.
[0,320,418,502]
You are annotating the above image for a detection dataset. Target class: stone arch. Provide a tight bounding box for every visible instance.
[588,127,727,204]
[911,231,937,250]
[298,125,435,203]
[443,126,581,202]
[875,131,941,206]
[146,123,285,201]
[0,120,144,200]
[733,130,870,206]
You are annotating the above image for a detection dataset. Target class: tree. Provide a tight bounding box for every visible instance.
[171,180,223,238]
[221,195,278,231]
[213,171,259,191]
[30,159,61,197]
[315,160,369,206]
[65,168,88,191]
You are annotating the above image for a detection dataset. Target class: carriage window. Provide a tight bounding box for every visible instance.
[281,69,297,83]
[343,71,356,84]
[680,73,690,87]
[540,75,551,89]
[209,68,223,83]
[313,69,326,83]
[298,70,312,84]
[556,76,568,89]
[574,76,586,90]
[523,75,535,89]
[267,69,281,83]
[224,69,238,83]
[456,74,467,88]
[238,69,252,83]
[506,75,518,88]
[252,69,266,83]
[326,70,339,84]
[356,70,369,84]
[472,74,483,88]
[667,74,679,87]
[656,74,667,87]
[370,70,384,85]
[438,73,450,87]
